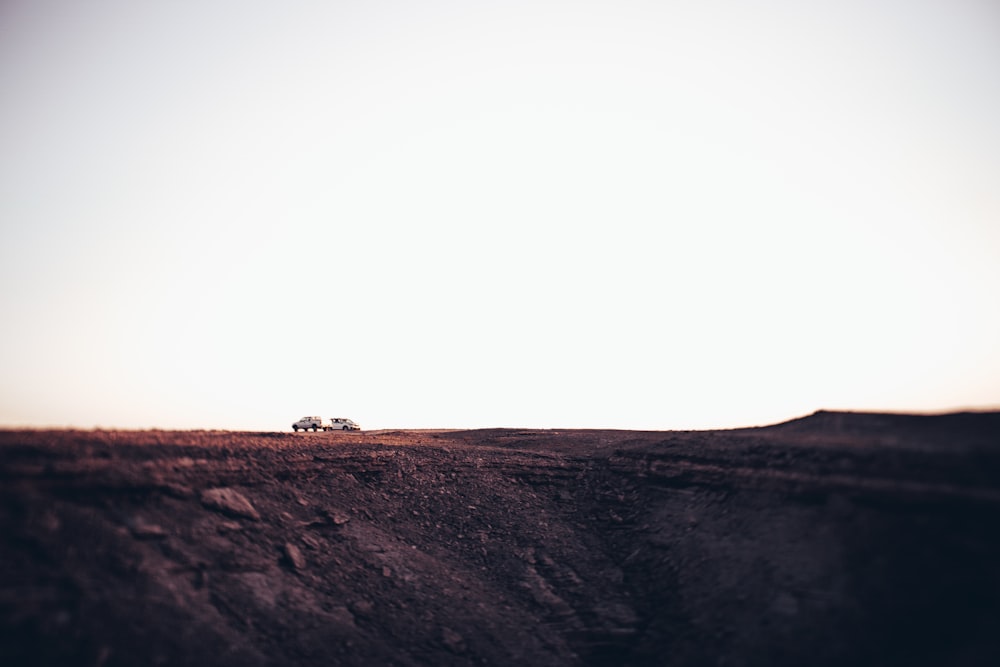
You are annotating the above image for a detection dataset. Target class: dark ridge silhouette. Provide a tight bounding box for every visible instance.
[758,409,1000,447]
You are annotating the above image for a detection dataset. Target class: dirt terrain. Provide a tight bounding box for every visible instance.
[2,411,999,666]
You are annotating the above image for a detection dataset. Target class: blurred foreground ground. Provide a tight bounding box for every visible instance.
[2,411,1000,666]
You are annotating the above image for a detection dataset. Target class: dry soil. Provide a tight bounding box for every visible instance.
[2,411,999,666]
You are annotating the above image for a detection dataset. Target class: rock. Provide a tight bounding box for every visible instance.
[127,516,167,539]
[161,483,195,499]
[351,599,375,617]
[284,542,307,570]
[39,511,61,533]
[441,626,466,654]
[327,605,356,629]
[322,508,351,525]
[200,487,260,520]
[300,533,323,550]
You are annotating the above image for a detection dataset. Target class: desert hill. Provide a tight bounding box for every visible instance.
[757,409,1000,446]
[2,412,999,666]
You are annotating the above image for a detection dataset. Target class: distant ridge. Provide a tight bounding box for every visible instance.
[759,409,1000,447]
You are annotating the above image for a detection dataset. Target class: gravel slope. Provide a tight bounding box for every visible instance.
[2,412,999,666]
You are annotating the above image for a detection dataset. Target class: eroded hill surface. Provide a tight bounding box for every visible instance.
[2,413,999,666]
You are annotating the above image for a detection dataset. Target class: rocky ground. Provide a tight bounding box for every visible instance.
[2,411,999,666]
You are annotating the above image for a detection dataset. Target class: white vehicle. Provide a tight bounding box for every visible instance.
[292,416,361,432]
[292,416,323,432]
[327,417,361,431]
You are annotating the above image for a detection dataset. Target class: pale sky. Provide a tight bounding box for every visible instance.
[2,0,999,431]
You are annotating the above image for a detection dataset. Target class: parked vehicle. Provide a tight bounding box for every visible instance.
[292,416,323,432]
[292,416,361,432]
[328,417,361,431]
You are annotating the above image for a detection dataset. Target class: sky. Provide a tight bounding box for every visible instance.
[1,0,999,432]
